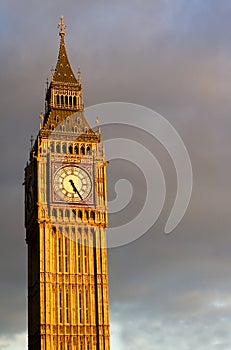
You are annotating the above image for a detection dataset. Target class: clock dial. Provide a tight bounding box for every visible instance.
[53,165,92,203]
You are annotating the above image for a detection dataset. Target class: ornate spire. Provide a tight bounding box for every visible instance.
[52,16,78,84]
[51,16,78,84]
[43,17,84,128]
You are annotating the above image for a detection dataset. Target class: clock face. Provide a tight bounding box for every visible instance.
[53,165,92,203]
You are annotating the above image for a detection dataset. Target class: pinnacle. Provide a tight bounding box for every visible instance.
[52,36,78,84]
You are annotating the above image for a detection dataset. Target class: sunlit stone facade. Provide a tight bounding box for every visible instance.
[24,17,110,350]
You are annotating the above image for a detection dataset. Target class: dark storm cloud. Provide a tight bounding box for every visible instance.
[1,0,231,348]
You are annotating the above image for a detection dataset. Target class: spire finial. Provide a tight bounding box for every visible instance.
[58,16,66,37]
[77,67,82,83]
[39,113,44,130]
[46,77,49,90]
[30,135,34,150]
[51,65,54,79]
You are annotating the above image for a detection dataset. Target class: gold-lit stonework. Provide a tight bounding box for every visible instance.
[24,17,110,350]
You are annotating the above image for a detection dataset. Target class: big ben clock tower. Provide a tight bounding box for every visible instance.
[24,17,110,350]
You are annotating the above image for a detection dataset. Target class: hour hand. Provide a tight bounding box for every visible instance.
[69,179,83,200]
[69,179,77,192]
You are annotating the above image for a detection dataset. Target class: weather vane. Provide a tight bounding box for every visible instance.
[58,16,66,37]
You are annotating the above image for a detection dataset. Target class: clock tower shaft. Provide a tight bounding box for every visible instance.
[24,18,110,350]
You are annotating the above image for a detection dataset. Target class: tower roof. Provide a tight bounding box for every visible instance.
[52,16,78,84]
[43,16,87,130]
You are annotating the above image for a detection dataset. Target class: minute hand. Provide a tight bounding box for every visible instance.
[69,179,83,200]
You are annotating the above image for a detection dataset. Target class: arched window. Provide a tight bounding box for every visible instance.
[73,96,77,106]
[80,145,85,155]
[69,145,73,154]
[56,143,61,153]
[79,292,83,323]
[64,237,69,273]
[65,209,70,219]
[65,95,68,105]
[69,96,72,106]
[83,239,88,273]
[90,211,95,220]
[78,210,82,220]
[56,95,60,105]
[52,208,57,218]
[72,209,76,221]
[83,238,88,274]
[50,142,54,152]
[62,143,67,153]
[59,291,62,322]
[74,144,79,154]
[85,211,89,220]
[86,145,91,154]
[77,238,81,273]
[65,291,69,321]
[61,95,64,105]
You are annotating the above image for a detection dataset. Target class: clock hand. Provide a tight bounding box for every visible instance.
[69,179,77,191]
[74,187,83,201]
[69,179,83,200]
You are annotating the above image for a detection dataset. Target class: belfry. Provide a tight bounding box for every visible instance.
[24,17,110,350]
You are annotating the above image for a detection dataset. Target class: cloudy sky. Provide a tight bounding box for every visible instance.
[1,0,231,349]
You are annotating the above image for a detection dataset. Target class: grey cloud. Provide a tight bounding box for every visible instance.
[111,301,231,350]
